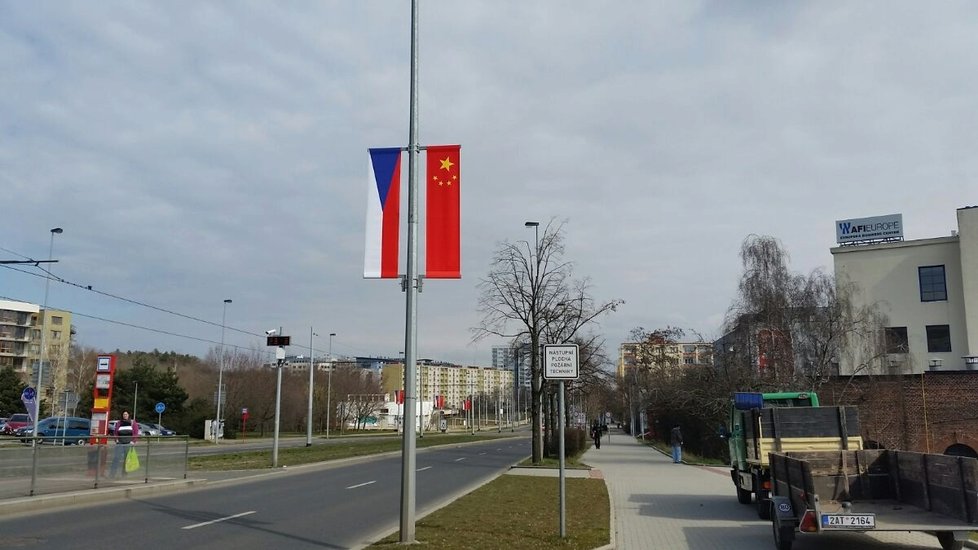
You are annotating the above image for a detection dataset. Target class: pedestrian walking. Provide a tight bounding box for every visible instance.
[670,424,683,463]
[109,411,138,478]
[591,421,602,449]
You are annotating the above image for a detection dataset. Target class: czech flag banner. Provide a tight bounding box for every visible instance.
[364,148,402,278]
[425,145,461,278]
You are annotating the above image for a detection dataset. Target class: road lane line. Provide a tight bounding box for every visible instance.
[454,457,466,462]
[181,511,256,530]
[347,480,377,489]
[417,466,432,472]
[479,452,486,455]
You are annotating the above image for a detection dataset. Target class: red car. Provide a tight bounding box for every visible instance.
[1,413,32,435]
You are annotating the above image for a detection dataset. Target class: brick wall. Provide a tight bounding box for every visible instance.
[819,371,978,455]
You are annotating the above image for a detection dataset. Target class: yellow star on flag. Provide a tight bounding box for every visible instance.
[439,157,454,171]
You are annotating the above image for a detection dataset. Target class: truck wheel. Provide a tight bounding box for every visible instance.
[937,532,963,550]
[772,516,794,550]
[757,492,771,520]
[737,485,752,504]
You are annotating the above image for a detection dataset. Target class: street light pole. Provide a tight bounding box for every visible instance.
[216,298,232,444]
[306,327,318,447]
[524,221,540,460]
[326,332,336,439]
[33,227,62,443]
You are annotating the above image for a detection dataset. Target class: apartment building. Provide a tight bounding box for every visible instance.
[381,362,514,411]
[617,340,714,378]
[0,300,73,409]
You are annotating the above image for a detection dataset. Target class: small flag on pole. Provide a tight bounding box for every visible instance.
[364,148,402,278]
[425,145,461,279]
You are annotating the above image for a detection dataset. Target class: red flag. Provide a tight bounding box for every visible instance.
[426,145,461,278]
[396,390,404,405]
[463,398,471,411]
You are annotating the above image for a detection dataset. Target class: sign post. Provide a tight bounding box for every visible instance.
[155,402,166,427]
[544,344,579,539]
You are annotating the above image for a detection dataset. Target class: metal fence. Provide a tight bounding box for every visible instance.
[0,436,189,500]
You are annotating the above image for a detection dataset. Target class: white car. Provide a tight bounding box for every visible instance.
[106,420,159,438]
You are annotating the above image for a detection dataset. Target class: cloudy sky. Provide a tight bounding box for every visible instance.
[2,1,975,366]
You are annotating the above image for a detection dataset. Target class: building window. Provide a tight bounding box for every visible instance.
[884,327,909,354]
[918,265,947,302]
[926,325,951,353]
[51,330,61,341]
[32,329,40,340]
[52,316,63,325]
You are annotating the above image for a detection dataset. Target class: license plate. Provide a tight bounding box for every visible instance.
[821,514,876,529]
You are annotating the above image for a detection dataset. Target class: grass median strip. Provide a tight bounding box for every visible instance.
[369,475,610,549]
[189,433,520,471]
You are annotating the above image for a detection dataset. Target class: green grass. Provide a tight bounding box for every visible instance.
[369,475,609,549]
[189,432,517,471]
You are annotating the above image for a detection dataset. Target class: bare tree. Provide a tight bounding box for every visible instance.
[473,219,622,463]
[723,235,890,393]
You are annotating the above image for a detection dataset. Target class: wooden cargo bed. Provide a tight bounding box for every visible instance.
[771,449,978,528]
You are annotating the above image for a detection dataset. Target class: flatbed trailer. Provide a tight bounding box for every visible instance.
[769,449,978,550]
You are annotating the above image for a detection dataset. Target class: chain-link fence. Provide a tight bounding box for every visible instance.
[0,436,189,499]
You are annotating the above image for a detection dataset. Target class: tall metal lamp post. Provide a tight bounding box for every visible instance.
[325,332,336,439]
[306,327,318,446]
[524,221,540,458]
[33,227,63,443]
[216,298,232,443]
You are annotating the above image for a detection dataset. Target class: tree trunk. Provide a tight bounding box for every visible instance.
[531,333,543,464]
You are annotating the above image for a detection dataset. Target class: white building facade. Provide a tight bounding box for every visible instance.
[832,206,978,374]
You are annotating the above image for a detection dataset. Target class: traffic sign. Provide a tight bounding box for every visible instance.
[155,402,166,414]
[544,344,579,380]
[21,387,36,401]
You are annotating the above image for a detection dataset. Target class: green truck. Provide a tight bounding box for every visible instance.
[726,391,863,519]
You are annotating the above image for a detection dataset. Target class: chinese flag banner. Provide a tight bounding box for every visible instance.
[396,390,405,405]
[425,144,461,278]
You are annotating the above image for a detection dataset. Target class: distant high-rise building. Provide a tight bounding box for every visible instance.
[492,344,531,389]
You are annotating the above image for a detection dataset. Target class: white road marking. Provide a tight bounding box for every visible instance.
[479,452,486,455]
[417,466,432,472]
[347,480,377,489]
[181,511,256,530]
[454,457,466,462]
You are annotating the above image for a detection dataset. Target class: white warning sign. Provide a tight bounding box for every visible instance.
[544,344,579,380]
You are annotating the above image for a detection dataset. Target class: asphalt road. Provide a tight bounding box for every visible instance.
[0,436,530,550]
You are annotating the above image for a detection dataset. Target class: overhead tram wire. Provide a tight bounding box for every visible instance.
[1,263,258,338]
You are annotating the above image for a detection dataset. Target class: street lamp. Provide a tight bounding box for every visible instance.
[215,299,232,443]
[267,328,286,467]
[33,227,63,444]
[524,221,541,460]
[306,328,318,447]
[326,332,336,439]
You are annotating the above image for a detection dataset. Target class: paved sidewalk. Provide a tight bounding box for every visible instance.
[581,429,961,550]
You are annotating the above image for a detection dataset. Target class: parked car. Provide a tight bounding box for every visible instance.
[107,420,158,438]
[142,422,176,436]
[23,417,91,445]
[2,414,32,435]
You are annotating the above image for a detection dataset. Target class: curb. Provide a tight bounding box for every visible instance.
[0,478,206,518]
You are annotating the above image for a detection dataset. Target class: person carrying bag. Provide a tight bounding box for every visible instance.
[109,411,139,478]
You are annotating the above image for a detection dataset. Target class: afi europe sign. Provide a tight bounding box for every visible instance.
[836,213,903,244]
